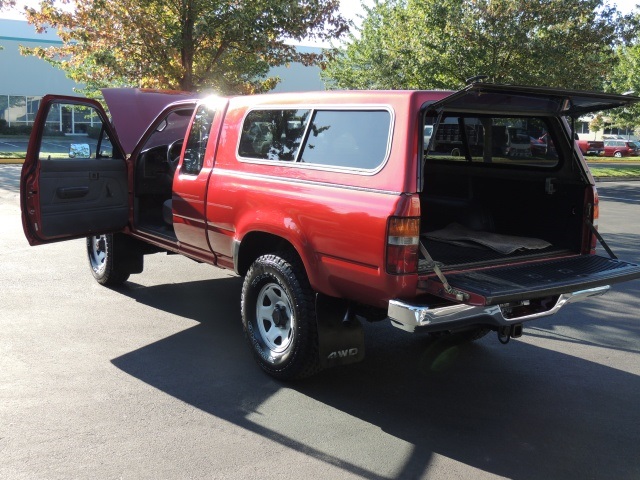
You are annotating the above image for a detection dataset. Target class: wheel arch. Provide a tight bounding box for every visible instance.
[236,231,307,278]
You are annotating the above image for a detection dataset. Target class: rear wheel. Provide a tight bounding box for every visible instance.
[87,234,131,286]
[241,252,319,380]
[614,151,623,158]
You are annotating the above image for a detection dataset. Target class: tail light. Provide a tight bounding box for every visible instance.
[386,217,420,274]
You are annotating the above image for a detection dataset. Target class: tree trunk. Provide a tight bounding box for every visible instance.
[180,1,195,91]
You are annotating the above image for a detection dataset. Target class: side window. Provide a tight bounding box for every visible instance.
[39,102,118,160]
[182,104,216,175]
[238,109,310,161]
[300,110,391,169]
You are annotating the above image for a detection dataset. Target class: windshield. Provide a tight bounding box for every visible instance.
[424,114,560,168]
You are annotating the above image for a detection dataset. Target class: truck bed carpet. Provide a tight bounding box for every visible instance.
[423,223,551,255]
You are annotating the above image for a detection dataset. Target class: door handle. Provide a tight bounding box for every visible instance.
[57,186,89,199]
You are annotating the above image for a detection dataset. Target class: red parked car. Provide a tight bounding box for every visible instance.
[603,139,638,157]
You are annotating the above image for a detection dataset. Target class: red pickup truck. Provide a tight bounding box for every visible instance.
[20,84,640,379]
[575,134,604,156]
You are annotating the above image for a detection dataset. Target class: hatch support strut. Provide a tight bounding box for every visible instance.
[585,204,617,260]
[419,242,469,302]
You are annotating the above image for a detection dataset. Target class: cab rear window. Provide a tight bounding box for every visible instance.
[238,108,392,171]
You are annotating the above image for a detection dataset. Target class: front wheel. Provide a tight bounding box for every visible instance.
[241,253,319,380]
[87,234,130,286]
[614,151,623,158]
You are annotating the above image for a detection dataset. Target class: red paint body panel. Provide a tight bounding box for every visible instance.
[199,91,450,306]
[172,98,229,260]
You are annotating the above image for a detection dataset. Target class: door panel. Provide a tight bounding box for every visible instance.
[21,96,129,245]
[37,158,128,238]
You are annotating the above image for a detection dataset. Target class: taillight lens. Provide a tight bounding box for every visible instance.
[386,217,420,274]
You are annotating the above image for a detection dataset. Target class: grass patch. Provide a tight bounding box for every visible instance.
[590,166,640,177]
[0,152,26,159]
[587,155,640,163]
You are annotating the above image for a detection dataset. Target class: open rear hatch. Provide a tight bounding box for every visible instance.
[420,83,640,306]
[428,82,640,116]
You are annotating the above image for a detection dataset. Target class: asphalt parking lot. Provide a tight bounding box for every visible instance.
[1,164,639,479]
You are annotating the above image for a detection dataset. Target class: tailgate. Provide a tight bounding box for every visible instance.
[423,255,640,306]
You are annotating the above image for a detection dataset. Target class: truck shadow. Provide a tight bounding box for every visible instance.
[111,277,640,480]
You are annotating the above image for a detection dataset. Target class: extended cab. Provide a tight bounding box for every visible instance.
[20,84,640,379]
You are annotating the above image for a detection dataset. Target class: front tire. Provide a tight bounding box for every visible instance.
[87,234,130,286]
[241,252,319,380]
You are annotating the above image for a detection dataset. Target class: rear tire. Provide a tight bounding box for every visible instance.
[87,234,131,286]
[241,252,319,380]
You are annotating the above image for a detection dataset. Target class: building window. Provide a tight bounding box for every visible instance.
[0,96,103,135]
[576,121,590,134]
[0,95,42,128]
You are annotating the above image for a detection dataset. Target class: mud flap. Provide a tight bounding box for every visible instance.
[316,293,365,369]
[113,233,144,274]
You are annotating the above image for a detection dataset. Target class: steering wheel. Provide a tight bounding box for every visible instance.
[167,139,184,171]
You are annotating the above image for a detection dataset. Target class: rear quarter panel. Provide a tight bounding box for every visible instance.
[204,91,442,306]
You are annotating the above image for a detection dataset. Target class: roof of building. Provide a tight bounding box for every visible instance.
[0,18,62,44]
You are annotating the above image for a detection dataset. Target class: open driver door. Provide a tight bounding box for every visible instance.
[21,95,130,245]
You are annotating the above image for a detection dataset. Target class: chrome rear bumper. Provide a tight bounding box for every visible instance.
[387,285,610,333]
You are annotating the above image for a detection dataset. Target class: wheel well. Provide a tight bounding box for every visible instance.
[237,232,300,276]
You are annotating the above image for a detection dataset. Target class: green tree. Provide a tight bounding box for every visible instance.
[323,0,628,91]
[589,114,605,140]
[23,0,348,95]
[608,28,640,131]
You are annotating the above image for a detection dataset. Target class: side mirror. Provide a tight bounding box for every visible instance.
[69,143,91,158]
